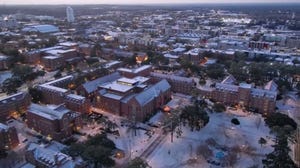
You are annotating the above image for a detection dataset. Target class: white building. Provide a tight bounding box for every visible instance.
[66,6,75,23]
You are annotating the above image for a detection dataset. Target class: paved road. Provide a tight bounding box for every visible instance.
[140,134,166,159]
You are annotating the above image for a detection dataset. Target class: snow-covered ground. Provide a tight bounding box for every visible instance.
[0,71,12,84]
[81,94,276,167]
[148,112,274,168]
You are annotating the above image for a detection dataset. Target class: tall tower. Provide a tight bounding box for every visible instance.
[66,6,75,23]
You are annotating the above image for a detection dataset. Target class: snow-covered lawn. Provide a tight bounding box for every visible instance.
[148,112,274,168]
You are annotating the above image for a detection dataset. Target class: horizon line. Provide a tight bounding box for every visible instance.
[1,2,300,5]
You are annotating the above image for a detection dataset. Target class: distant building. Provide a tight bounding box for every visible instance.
[117,65,152,78]
[0,123,19,150]
[23,45,80,70]
[286,36,300,49]
[66,6,75,23]
[0,92,31,122]
[25,143,85,168]
[198,75,277,115]
[249,41,273,50]
[41,56,64,71]
[26,104,82,141]
[0,16,18,28]
[22,24,59,33]
[183,48,204,64]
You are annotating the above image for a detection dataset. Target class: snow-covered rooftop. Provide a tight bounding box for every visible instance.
[43,55,60,59]
[239,83,252,89]
[26,143,76,168]
[28,104,69,120]
[264,80,278,91]
[0,92,27,105]
[0,123,9,131]
[117,77,139,85]
[82,72,121,94]
[215,83,239,92]
[135,79,170,106]
[22,24,59,33]
[100,81,134,93]
[59,42,78,47]
[103,61,121,68]
[39,84,68,93]
[66,94,85,100]
[151,72,194,83]
[117,65,152,74]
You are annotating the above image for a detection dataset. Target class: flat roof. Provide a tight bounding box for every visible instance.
[117,77,138,85]
[59,42,78,47]
[100,81,134,93]
[117,65,152,74]
[45,49,76,55]
[39,84,68,93]
[239,83,252,89]
[28,104,68,120]
[216,83,239,92]
[43,56,60,59]
[44,75,73,86]
[251,88,277,99]
[0,55,8,60]
[66,94,85,100]
[104,61,121,68]
[133,76,149,84]
[150,72,193,83]
[0,92,24,102]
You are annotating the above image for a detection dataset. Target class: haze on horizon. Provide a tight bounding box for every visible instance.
[1,0,299,5]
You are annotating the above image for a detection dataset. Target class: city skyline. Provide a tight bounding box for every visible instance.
[1,0,300,5]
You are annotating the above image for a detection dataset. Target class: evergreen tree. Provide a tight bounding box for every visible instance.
[127,157,151,168]
[262,135,297,168]
[180,104,209,131]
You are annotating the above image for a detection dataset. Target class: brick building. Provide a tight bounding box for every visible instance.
[249,41,273,50]
[23,45,82,71]
[25,143,84,168]
[22,51,41,64]
[78,72,121,98]
[183,48,204,64]
[41,56,64,71]
[26,104,82,141]
[0,92,31,122]
[65,94,91,113]
[117,65,152,78]
[38,76,90,113]
[78,65,171,121]
[199,75,277,115]
[37,76,73,105]
[150,72,196,94]
[95,77,171,121]
[0,123,19,149]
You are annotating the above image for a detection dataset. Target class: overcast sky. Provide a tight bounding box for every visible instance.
[1,0,299,5]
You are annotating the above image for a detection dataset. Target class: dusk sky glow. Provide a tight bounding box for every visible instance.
[1,0,299,5]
